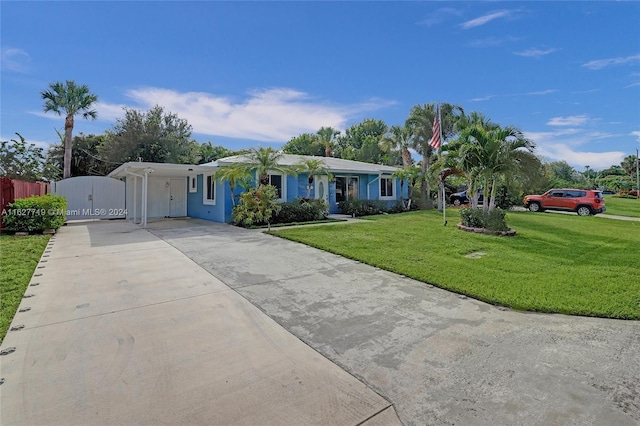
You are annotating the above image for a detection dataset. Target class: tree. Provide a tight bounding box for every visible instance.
[317,127,340,157]
[621,155,638,179]
[282,133,324,156]
[232,184,282,231]
[406,103,463,208]
[334,119,391,164]
[456,122,534,211]
[246,146,294,186]
[296,158,332,198]
[100,106,200,167]
[382,125,413,167]
[41,80,98,179]
[0,133,58,181]
[46,132,111,178]
[198,142,247,164]
[214,163,252,207]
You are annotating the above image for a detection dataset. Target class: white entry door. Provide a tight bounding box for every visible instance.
[169,179,187,217]
[315,175,329,206]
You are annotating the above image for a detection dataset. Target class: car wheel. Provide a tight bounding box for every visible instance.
[453,199,462,206]
[577,206,592,216]
[528,202,541,212]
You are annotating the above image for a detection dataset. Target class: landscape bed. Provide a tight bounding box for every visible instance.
[271,210,640,320]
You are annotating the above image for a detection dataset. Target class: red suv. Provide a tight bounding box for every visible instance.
[523,189,606,216]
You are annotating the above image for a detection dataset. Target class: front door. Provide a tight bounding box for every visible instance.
[169,178,187,217]
[315,175,329,206]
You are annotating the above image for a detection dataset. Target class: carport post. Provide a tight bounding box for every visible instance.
[126,170,145,225]
[142,169,150,228]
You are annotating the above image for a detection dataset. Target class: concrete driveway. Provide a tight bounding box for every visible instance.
[0,220,399,425]
[149,219,640,426]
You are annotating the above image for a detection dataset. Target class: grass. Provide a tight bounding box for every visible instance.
[270,210,640,319]
[0,234,49,343]
[604,195,640,218]
[249,218,346,229]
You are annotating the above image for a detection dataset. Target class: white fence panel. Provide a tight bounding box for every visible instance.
[54,176,125,220]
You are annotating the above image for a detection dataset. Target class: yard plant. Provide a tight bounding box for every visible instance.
[0,235,49,343]
[272,210,640,319]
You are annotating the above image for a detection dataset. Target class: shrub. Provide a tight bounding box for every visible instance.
[232,185,281,228]
[271,198,327,224]
[3,195,67,233]
[460,207,509,232]
[338,199,389,217]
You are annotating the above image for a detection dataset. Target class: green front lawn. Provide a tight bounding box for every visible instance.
[604,195,640,218]
[271,210,640,319]
[0,235,49,343]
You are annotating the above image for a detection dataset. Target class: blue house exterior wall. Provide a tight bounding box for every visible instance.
[185,171,407,222]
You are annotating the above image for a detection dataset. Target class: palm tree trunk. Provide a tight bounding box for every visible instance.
[402,148,412,167]
[489,176,498,211]
[229,181,236,207]
[63,114,74,179]
[324,144,331,157]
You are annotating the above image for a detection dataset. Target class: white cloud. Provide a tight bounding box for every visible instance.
[469,89,556,102]
[460,10,513,29]
[95,87,394,142]
[547,115,589,126]
[524,130,625,170]
[632,131,640,143]
[582,54,640,70]
[513,48,558,58]
[1,47,30,72]
[418,7,462,26]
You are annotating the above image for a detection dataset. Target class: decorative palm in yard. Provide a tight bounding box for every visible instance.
[214,163,252,206]
[296,158,332,198]
[41,80,98,179]
[247,147,293,186]
[382,125,414,167]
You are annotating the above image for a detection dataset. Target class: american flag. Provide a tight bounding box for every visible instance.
[429,106,441,149]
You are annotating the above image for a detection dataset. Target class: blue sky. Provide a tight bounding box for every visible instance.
[1,1,639,171]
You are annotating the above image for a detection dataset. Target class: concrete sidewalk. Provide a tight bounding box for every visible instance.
[0,220,400,425]
[149,218,640,426]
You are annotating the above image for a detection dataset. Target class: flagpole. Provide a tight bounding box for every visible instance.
[437,103,446,226]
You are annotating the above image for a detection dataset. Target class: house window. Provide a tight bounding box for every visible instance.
[380,176,394,199]
[189,176,197,193]
[203,175,216,205]
[336,176,359,202]
[262,173,285,201]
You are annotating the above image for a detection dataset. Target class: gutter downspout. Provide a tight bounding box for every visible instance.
[367,174,381,200]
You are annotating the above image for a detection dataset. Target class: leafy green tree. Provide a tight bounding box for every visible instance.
[100,106,200,167]
[334,119,391,164]
[282,133,324,156]
[621,155,638,179]
[295,158,332,198]
[214,163,252,207]
[46,132,111,178]
[198,142,247,164]
[406,103,463,208]
[0,133,58,181]
[41,80,98,179]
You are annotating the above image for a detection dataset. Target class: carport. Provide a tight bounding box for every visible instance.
[108,162,216,228]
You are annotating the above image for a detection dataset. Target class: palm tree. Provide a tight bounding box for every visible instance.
[456,121,534,212]
[214,163,252,206]
[382,125,413,167]
[296,158,332,198]
[317,127,340,157]
[406,103,463,208]
[41,80,98,179]
[247,147,294,186]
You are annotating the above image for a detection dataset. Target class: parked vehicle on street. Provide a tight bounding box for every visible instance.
[450,190,483,206]
[523,189,606,216]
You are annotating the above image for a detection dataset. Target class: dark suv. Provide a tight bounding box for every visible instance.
[523,189,606,216]
[450,190,483,206]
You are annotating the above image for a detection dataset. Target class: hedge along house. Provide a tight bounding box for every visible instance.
[108,154,406,227]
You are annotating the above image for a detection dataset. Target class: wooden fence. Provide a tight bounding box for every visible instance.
[1,177,50,232]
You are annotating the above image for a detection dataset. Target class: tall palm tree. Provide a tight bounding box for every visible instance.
[382,125,413,167]
[214,163,252,206]
[296,158,332,198]
[406,103,463,208]
[41,80,98,179]
[317,127,340,157]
